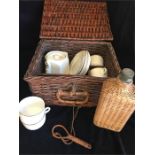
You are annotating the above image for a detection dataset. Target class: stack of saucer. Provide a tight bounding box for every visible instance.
[69,50,91,75]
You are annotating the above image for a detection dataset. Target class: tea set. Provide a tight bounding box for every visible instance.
[44,50,108,77]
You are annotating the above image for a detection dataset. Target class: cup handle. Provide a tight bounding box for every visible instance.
[44,107,51,114]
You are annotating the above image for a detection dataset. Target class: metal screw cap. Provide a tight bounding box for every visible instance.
[119,68,135,83]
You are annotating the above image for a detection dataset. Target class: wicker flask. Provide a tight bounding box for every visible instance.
[93,68,135,132]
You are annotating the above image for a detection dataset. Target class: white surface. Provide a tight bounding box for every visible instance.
[22,116,46,130]
[88,67,108,77]
[135,0,155,155]
[90,55,104,67]
[70,50,87,75]
[19,96,44,116]
[19,96,51,125]
[80,51,91,75]
[45,51,69,74]
[70,50,91,75]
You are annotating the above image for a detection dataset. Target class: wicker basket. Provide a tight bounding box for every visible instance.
[24,0,121,107]
[93,78,135,132]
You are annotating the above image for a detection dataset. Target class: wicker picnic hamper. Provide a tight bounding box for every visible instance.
[24,0,121,107]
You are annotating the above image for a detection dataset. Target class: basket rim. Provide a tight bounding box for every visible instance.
[24,74,109,80]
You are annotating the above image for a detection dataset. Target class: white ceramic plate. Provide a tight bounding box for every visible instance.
[22,116,46,131]
[69,50,87,75]
[80,51,91,75]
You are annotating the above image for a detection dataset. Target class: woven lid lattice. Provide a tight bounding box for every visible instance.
[40,0,113,41]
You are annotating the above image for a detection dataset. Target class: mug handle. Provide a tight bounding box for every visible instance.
[44,107,51,114]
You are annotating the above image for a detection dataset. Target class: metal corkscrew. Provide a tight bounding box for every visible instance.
[51,124,92,149]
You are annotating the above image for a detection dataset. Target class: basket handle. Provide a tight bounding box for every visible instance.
[56,83,89,106]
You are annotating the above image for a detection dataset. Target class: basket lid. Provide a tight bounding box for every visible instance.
[40,0,113,41]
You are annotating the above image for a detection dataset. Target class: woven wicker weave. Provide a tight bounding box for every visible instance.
[40,0,113,40]
[93,78,135,132]
[24,0,121,107]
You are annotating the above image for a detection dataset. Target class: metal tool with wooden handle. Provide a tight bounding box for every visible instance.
[51,124,92,149]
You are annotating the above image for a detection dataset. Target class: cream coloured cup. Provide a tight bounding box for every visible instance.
[90,55,104,67]
[19,96,51,129]
[45,51,69,74]
[89,67,108,77]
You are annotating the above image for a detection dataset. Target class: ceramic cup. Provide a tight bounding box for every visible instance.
[89,67,108,78]
[19,96,51,130]
[90,55,104,67]
[45,51,69,74]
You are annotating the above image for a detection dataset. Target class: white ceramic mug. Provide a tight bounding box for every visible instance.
[45,51,69,74]
[89,67,108,77]
[19,96,51,130]
[90,55,104,67]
